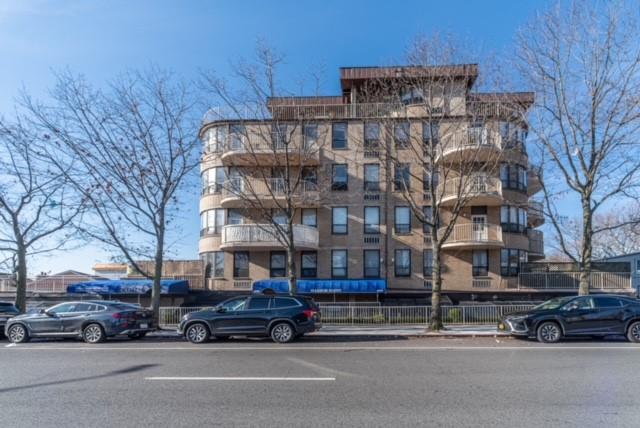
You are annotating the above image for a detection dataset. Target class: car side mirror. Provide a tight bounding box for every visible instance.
[45,310,56,317]
[565,304,578,312]
[39,308,46,314]
[217,307,227,313]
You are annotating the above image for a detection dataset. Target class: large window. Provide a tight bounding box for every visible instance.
[201,209,225,235]
[301,251,317,278]
[303,124,318,149]
[332,164,348,191]
[204,126,227,153]
[202,167,226,194]
[302,208,317,228]
[394,163,411,191]
[364,206,380,234]
[332,250,348,278]
[229,124,245,150]
[364,163,380,191]
[423,122,439,146]
[394,122,410,149]
[364,250,380,278]
[302,167,317,185]
[500,163,528,192]
[212,252,224,278]
[233,251,249,278]
[271,123,288,149]
[422,206,433,233]
[500,249,528,277]
[227,209,244,225]
[500,205,527,233]
[472,250,489,277]
[332,122,348,149]
[364,122,380,148]
[395,206,411,234]
[423,250,433,276]
[332,207,348,234]
[499,121,527,150]
[395,249,411,277]
[270,252,286,277]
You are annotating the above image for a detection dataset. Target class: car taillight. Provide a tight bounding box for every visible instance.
[112,312,123,319]
[303,309,317,319]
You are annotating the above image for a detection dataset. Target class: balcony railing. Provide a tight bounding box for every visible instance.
[528,199,544,220]
[528,229,544,255]
[220,224,319,249]
[222,178,318,201]
[440,176,502,202]
[438,129,501,158]
[439,223,503,247]
[518,272,632,290]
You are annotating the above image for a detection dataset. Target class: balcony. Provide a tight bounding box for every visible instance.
[439,223,503,249]
[437,129,501,163]
[220,224,319,250]
[528,162,543,195]
[207,137,319,167]
[439,175,502,206]
[528,199,544,227]
[528,229,545,259]
[220,178,319,208]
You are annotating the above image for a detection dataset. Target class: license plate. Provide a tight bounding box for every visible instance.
[140,323,148,329]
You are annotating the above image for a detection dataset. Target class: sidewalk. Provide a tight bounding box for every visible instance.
[152,325,508,339]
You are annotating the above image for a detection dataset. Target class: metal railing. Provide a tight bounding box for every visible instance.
[518,272,632,290]
[26,275,105,293]
[528,229,544,255]
[440,176,502,200]
[439,223,502,246]
[222,178,318,200]
[438,129,501,157]
[158,304,537,328]
[220,224,319,248]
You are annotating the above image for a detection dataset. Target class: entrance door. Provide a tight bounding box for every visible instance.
[471,215,488,241]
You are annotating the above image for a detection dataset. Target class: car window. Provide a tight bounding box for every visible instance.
[272,297,300,309]
[247,297,270,310]
[593,297,624,308]
[567,297,594,310]
[50,303,77,313]
[72,303,92,312]
[220,298,247,312]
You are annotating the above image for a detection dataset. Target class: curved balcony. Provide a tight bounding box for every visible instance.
[219,138,320,166]
[439,176,502,206]
[528,229,545,259]
[528,163,543,195]
[528,199,544,227]
[439,223,503,249]
[220,178,319,208]
[437,129,502,163]
[220,224,319,251]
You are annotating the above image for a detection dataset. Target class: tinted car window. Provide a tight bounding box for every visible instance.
[247,297,270,310]
[272,297,300,309]
[50,303,77,313]
[594,297,624,308]
[72,303,92,312]
[567,297,594,310]
[220,298,247,312]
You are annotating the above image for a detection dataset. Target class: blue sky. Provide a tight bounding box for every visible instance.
[0,0,552,274]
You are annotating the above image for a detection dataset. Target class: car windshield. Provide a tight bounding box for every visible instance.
[533,297,574,310]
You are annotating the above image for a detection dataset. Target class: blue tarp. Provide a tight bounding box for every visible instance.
[66,280,189,295]
[252,279,386,294]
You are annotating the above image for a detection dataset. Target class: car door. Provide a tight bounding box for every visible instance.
[60,303,93,333]
[29,303,74,333]
[561,297,597,335]
[592,297,627,334]
[210,297,249,334]
[236,297,271,334]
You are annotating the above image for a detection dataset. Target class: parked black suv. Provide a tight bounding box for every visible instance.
[0,302,19,335]
[178,295,322,343]
[498,294,640,343]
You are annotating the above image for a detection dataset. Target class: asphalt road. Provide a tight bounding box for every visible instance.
[1,336,639,428]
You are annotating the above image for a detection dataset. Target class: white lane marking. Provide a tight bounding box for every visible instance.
[145,376,335,381]
[287,357,359,378]
[3,345,640,351]
[4,343,16,348]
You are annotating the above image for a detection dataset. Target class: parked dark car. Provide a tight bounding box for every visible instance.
[498,294,640,343]
[4,300,154,344]
[0,302,19,335]
[178,295,322,344]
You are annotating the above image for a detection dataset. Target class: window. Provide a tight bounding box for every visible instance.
[423,169,439,191]
[332,207,348,234]
[204,125,227,153]
[227,209,244,225]
[472,250,489,277]
[332,122,348,149]
[364,250,380,278]
[593,297,624,308]
[422,206,433,233]
[272,123,287,149]
[567,297,594,310]
[500,163,528,192]
[395,249,411,277]
[272,210,287,225]
[302,167,317,185]
[395,206,411,234]
[364,122,380,148]
[49,303,77,313]
[302,208,317,228]
[364,206,380,234]
[273,297,301,309]
[221,297,247,312]
[270,252,286,277]
[247,297,270,310]
[499,121,528,150]
[364,164,380,191]
[230,124,245,150]
[212,252,225,277]
[332,250,348,278]
[202,167,226,194]
[201,209,225,234]
[394,122,410,149]
[501,249,527,276]
[423,122,439,146]
[423,250,433,276]
[233,251,249,278]
[301,251,317,278]
[400,86,424,104]
[394,163,410,191]
[72,303,92,312]
[332,164,348,191]
[500,205,527,233]
[636,259,640,273]
[303,124,318,149]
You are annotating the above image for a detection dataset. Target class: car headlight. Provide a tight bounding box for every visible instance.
[182,314,189,321]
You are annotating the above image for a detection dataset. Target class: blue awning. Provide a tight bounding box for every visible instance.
[67,280,189,295]
[252,279,386,294]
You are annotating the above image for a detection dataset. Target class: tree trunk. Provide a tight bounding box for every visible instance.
[151,224,165,327]
[429,244,443,331]
[287,246,297,294]
[579,198,593,296]
[14,242,27,314]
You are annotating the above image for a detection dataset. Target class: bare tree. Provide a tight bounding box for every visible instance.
[23,69,200,322]
[517,1,640,295]
[200,44,328,293]
[0,119,82,312]
[356,36,530,330]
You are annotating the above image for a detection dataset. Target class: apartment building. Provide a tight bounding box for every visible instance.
[197,64,630,303]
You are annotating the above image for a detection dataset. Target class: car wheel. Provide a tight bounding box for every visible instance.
[626,321,640,343]
[270,322,294,344]
[536,321,562,343]
[7,324,30,343]
[83,323,105,344]
[185,323,210,344]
